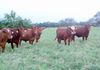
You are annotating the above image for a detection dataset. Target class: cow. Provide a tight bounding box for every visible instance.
[6,28,21,49]
[34,27,45,43]
[0,28,13,52]
[55,27,76,45]
[71,24,91,41]
[19,27,36,45]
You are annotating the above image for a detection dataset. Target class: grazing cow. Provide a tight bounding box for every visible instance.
[0,29,13,52]
[6,28,21,49]
[72,24,91,41]
[55,27,76,45]
[19,27,36,45]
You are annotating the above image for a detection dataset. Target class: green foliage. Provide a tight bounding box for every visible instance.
[0,10,32,28]
[0,27,100,70]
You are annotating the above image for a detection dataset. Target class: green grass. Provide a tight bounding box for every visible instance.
[0,27,100,70]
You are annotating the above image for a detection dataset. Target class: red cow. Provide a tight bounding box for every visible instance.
[55,27,76,45]
[0,29,12,52]
[19,27,36,45]
[7,28,21,49]
[72,24,91,41]
[34,27,45,43]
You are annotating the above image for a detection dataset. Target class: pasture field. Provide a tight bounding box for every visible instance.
[0,27,100,70]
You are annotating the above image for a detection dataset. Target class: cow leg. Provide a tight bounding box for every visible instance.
[36,38,39,43]
[85,36,88,40]
[19,39,22,45]
[72,35,75,41]
[68,38,70,45]
[57,39,61,44]
[29,40,33,45]
[1,42,6,52]
[82,37,85,41]
[16,39,20,48]
[64,39,67,45]
[1,45,5,52]
[32,39,35,43]
[36,37,40,43]
[15,41,19,48]
[11,42,14,49]
[2,46,5,52]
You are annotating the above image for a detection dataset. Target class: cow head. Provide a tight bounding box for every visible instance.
[2,28,13,39]
[84,24,91,31]
[70,26,76,35]
[33,27,45,42]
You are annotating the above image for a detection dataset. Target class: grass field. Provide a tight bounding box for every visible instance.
[0,27,100,70]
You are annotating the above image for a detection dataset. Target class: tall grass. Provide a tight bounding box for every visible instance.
[0,27,100,70]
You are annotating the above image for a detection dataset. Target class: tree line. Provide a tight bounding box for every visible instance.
[34,12,100,27]
[0,10,32,28]
[0,10,100,28]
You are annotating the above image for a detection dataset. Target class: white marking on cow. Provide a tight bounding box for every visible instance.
[71,31,76,34]
[22,34,25,37]
[12,32,14,34]
[71,26,75,30]
[24,30,27,32]
[16,30,18,33]
[7,29,10,32]
[11,35,13,39]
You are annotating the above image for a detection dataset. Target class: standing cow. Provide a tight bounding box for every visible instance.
[34,27,45,43]
[55,27,76,45]
[19,27,36,45]
[71,24,91,41]
[0,28,13,52]
[6,28,21,49]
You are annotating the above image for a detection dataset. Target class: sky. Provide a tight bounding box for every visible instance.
[0,0,100,23]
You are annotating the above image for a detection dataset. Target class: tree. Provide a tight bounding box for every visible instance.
[4,10,16,27]
[0,10,32,28]
[94,12,100,25]
[88,11,100,26]
[58,18,77,26]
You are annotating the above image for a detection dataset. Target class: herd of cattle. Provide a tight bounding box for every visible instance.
[0,27,45,52]
[56,24,91,45]
[0,24,91,52]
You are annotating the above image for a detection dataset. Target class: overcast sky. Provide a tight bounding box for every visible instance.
[0,0,100,23]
